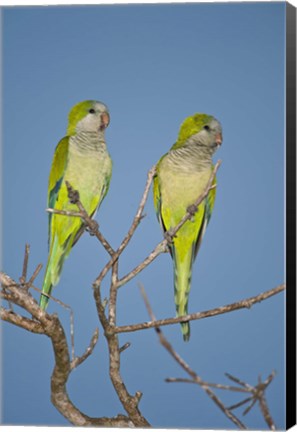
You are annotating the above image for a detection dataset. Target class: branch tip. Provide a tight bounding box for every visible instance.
[119,342,131,353]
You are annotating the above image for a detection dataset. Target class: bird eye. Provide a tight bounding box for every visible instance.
[89,108,95,114]
[204,125,210,131]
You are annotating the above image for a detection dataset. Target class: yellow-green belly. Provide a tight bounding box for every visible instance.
[158,160,212,233]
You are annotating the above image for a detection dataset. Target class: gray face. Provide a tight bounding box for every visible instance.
[76,101,110,133]
[209,117,223,135]
[191,117,223,151]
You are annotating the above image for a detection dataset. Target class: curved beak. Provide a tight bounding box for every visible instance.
[215,132,223,146]
[100,112,110,130]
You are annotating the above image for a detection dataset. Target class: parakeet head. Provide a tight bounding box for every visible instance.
[67,100,110,136]
[173,113,222,152]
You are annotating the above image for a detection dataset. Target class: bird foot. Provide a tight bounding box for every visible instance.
[65,181,80,204]
[187,204,198,217]
[164,229,175,245]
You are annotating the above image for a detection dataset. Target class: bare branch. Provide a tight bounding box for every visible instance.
[140,284,247,430]
[0,272,48,323]
[117,242,168,288]
[1,307,44,334]
[140,284,278,430]
[258,389,276,430]
[93,279,150,427]
[108,260,119,326]
[225,372,254,391]
[0,271,134,427]
[26,263,43,288]
[93,165,156,290]
[46,208,83,218]
[48,310,132,426]
[70,328,99,370]
[227,396,254,411]
[166,369,277,429]
[114,283,285,334]
[165,377,250,393]
[165,377,197,384]
[86,167,157,427]
[253,373,276,429]
[224,372,277,429]
[20,243,30,284]
[119,342,131,353]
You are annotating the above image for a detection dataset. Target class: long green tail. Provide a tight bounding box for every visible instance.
[39,273,53,311]
[40,237,68,310]
[173,248,193,342]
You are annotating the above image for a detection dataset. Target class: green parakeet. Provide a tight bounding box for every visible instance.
[40,100,112,310]
[153,114,222,341]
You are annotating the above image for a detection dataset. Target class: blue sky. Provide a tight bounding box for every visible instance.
[2,2,286,429]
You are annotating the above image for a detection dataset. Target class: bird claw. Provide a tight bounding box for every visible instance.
[164,229,175,245]
[66,181,80,204]
[69,190,80,204]
[187,204,198,217]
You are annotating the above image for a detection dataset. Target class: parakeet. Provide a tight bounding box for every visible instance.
[153,114,222,341]
[40,100,112,310]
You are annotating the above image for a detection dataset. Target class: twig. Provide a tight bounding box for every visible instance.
[117,242,168,288]
[252,373,276,429]
[225,372,254,391]
[165,377,250,393]
[258,389,276,430]
[20,243,30,284]
[70,328,99,370]
[26,263,43,288]
[242,398,257,415]
[108,260,119,326]
[225,372,277,429]
[227,396,254,412]
[114,283,285,334]
[46,208,83,218]
[165,370,277,429]
[140,284,247,430]
[119,342,131,353]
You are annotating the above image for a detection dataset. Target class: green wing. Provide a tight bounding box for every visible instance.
[153,170,170,245]
[205,174,216,223]
[192,174,216,259]
[47,137,69,246]
[153,173,161,222]
[153,157,169,234]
